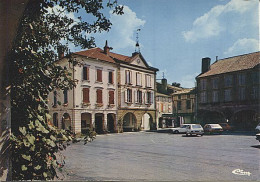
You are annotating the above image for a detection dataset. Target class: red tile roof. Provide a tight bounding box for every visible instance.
[74,47,130,63]
[198,52,260,78]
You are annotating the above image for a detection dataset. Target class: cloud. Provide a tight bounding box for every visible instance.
[179,72,199,88]
[108,6,146,50]
[182,0,257,43]
[224,38,259,56]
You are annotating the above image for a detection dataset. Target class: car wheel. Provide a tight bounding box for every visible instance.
[201,134,203,136]
[173,130,179,134]
[186,133,189,136]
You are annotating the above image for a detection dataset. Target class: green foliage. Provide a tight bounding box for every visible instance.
[9,0,123,180]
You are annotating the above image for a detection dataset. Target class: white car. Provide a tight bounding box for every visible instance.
[170,124,190,134]
[256,133,260,142]
[255,123,260,132]
[186,124,204,136]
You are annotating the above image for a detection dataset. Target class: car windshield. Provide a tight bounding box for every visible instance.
[210,124,221,128]
[192,125,202,129]
[181,125,188,128]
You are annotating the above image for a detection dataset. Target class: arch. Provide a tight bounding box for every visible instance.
[53,113,58,127]
[232,110,259,131]
[199,110,225,126]
[95,113,104,134]
[81,113,92,134]
[107,113,116,133]
[141,113,153,131]
[123,112,137,132]
[62,113,71,131]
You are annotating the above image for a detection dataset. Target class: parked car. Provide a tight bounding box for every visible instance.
[204,124,223,134]
[256,133,260,142]
[219,123,234,131]
[186,124,204,136]
[255,123,260,132]
[170,124,190,134]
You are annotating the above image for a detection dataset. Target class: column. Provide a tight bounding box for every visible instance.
[104,113,107,131]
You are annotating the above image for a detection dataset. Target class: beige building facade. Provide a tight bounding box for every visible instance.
[48,42,158,134]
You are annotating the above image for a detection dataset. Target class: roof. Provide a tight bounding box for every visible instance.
[156,92,171,97]
[198,52,260,78]
[173,88,195,95]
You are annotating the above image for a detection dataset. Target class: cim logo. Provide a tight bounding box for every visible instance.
[232,169,251,176]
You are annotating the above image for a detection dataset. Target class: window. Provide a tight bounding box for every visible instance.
[125,89,132,103]
[238,74,245,86]
[168,105,172,113]
[178,95,181,100]
[200,79,207,90]
[252,86,259,99]
[224,89,232,102]
[96,89,103,104]
[63,89,68,104]
[238,87,245,100]
[53,91,57,106]
[108,90,114,105]
[108,71,114,84]
[212,78,219,89]
[136,90,142,103]
[125,70,132,84]
[83,88,90,103]
[177,101,181,110]
[200,92,207,103]
[212,91,219,103]
[145,75,151,87]
[83,66,89,80]
[186,100,191,109]
[146,91,153,104]
[53,113,58,127]
[96,68,102,82]
[224,75,233,87]
[136,73,142,86]
[252,72,259,84]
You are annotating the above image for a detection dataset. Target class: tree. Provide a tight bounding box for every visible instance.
[8,0,123,180]
[172,82,181,87]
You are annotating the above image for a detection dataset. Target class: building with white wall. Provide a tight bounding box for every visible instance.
[48,41,158,134]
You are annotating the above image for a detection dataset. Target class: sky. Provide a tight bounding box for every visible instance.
[67,0,259,88]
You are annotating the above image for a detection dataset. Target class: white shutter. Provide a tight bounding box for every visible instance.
[134,90,137,103]
[143,92,146,104]
[151,92,154,104]
[130,71,132,84]
[125,90,127,103]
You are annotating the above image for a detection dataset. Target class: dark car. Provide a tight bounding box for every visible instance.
[219,123,234,131]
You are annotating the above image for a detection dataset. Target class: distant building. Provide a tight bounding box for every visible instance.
[196,52,260,130]
[48,41,158,134]
[172,88,196,127]
[156,78,183,128]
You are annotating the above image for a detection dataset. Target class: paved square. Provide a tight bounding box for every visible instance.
[61,132,260,181]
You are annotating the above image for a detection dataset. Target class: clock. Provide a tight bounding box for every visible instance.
[137,59,140,64]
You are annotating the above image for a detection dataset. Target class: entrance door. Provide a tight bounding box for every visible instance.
[95,114,104,134]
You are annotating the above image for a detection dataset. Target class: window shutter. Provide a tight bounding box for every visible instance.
[151,92,154,104]
[125,70,128,84]
[111,72,114,84]
[125,90,128,103]
[97,69,102,82]
[83,88,89,103]
[143,92,146,104]
[129,71,132,84]
[109,90,114,104]
[134,90,137,103]
[97,89,103,103]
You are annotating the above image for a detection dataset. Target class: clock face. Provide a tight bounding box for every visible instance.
[137,59,140,64]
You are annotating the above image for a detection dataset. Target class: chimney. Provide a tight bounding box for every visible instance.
[104,40,110,55]
[201,57,211,73]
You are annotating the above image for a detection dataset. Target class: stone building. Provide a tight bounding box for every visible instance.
[48,41,158,134]
[156,78,183,128]
[116,51,158,132]
[172,88,196,126]
[196,52,260,130]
